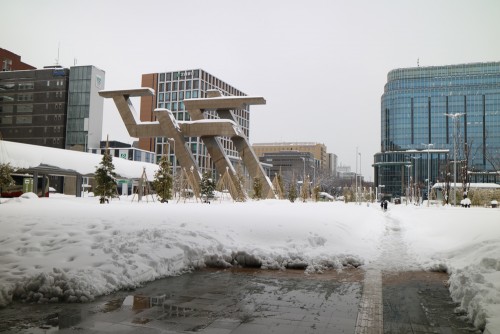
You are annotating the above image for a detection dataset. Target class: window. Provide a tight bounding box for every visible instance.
[186,91,191,99]
[17,105,33,113]
[0,116,13,124]
[17,94,33,101]
[16,115,32,124]
[0,105,13,113]
[18,82,34,90]
[0,82,15,90]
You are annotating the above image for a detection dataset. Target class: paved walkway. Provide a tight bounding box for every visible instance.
[0,268,480,334]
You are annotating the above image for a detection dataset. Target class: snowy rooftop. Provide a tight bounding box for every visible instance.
[0,140,158,179]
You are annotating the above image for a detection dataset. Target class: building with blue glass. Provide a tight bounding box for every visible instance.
[374,62,500,200]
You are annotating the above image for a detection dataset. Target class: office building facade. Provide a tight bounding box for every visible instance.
[374,62,500,198]
[66,65,105,151]
[0,51,105,152]
[140,69,249,175]
[252,142,328,171]
[0,67,70,148]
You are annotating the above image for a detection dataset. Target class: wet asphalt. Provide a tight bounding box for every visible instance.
[0,268,480,334]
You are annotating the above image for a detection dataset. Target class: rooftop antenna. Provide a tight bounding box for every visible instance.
[417,57,420,67]
[55,42,60,66]
[74,58,77,66]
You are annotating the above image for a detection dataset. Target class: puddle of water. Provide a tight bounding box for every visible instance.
[0,268,362,333]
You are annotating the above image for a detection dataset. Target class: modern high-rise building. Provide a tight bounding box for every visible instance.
[0,66,70,148]
[374,62,500,198]
[66,65,105,151]
[140,69,250,175]
[0,64,105,151]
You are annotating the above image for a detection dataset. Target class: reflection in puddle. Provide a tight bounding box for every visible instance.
[2,268,363,333]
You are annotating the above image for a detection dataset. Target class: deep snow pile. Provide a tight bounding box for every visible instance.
[0,195,383,306]
[388,205,500,332]
[0,195,499,332]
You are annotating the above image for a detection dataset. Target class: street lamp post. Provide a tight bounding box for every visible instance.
[405,164,411,205]
[422,143,434,207]
[167,138,176,197]
[358,152,362,205]
[410,156,421,204]
[378,185,385,202]
[445,113,465,206]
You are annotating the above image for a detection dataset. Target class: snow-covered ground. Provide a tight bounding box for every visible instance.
[0,195,498,332]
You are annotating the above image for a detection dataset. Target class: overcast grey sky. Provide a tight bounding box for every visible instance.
[2,0,500,180]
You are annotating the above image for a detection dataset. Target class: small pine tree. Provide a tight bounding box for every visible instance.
[0,163,15,200]
[200,172,215,203]
[253,177,263,200]
[288,175,298,203]
[94,149,117,204]
[153,155,173,203]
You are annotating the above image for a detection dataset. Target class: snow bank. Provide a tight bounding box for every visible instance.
[0,196,384,308]
[388,205,500,331]
[1,195,499,332]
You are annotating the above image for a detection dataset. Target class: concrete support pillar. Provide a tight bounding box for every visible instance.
[75,174,82,198]
[32,171,38,196]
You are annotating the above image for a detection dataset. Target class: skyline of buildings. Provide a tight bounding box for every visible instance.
[5,47,500,194]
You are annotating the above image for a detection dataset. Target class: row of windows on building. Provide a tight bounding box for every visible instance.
[0,113,64,125]
[388,63,500,81]
[0,91,67,102]
[386,75,500,92]
[0,80,65,92]
[157,70,243,97]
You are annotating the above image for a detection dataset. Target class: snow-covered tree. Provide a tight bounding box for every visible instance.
[0,163,15,200]
[200,172,215,203]
[252,177,263,200]
[94,149,117,204]
[300,175,310,202]
[153,155,173,203]
[313,185,320,202]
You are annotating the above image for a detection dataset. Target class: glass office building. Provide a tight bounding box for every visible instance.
[140,69,249,175]
[374,62,500,198]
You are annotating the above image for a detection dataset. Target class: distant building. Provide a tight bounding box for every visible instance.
[140,69,250,174]
[0,54,104,151]
[259,151,316,185]
[327,153,338,177]
[89,141,155,164]
[0,48,35,71]
[252,142,328,172]
[374,62,500,198]
[0,66,70,148]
